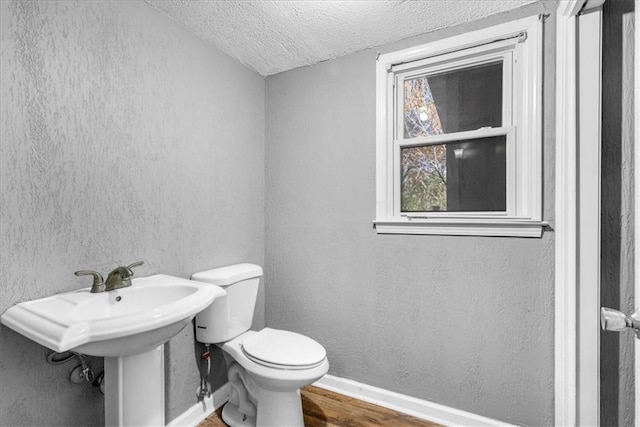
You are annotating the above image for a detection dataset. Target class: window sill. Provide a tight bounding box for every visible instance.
[373,218,546,238]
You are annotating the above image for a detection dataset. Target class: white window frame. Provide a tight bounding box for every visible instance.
[374,15,544,237]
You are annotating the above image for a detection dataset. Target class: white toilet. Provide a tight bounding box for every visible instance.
[192,263,329,427]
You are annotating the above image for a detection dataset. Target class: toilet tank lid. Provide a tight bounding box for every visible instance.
[191,263,263,287]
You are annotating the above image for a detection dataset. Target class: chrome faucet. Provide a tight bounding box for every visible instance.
[105,261,144,291]
[75,261,144,293]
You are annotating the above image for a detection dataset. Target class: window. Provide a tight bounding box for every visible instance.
[374,16,544,237]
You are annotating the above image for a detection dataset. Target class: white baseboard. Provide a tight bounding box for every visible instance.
[313,374,516,427]
[167,383,230,427]
[168,375,515,426]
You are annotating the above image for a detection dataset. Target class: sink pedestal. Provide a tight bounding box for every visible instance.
[104,345,165,426]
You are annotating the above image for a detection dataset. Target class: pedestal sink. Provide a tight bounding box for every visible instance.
[1,274,226,426]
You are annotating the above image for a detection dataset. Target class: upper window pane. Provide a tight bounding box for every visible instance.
[403,62,503,138]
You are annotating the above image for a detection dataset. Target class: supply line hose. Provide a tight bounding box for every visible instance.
[46,351,95,384]
[197,344,212,399]
[46,351,76,365]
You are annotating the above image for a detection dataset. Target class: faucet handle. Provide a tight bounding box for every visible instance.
[126,261,144,276]
[75,270,103,284]
[75,270,105,293]
[127,261,144,271]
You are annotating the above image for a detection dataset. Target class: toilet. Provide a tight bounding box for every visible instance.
[192,263,329,427]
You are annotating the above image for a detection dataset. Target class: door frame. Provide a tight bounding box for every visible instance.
[555,1,605,425]
[635,3,639,424]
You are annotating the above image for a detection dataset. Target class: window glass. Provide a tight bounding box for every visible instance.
[403,62,503,138]
[401,135,507,212]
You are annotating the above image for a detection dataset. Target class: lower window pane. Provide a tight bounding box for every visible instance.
[401,136,506,212]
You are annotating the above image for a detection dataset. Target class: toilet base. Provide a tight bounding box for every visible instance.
[254,388,305,427]
[222,385,305,427]
[222,401,256,427]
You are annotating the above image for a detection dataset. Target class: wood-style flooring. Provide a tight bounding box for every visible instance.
[198,385,442,427]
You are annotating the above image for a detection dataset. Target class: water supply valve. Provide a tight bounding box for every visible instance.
[197,345,212,399]
[46,350,95,385]
[69,362,94,384]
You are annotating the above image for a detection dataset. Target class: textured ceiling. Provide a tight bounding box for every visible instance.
[145,0,536,76]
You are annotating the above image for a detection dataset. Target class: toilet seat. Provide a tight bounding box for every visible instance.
[241,328,326,370]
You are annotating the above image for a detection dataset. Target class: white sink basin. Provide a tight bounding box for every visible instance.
[1,274,225,357]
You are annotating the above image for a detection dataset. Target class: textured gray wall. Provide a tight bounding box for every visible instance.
[600,0,635,425]
[264,2,556,426]
[0,1,264,425]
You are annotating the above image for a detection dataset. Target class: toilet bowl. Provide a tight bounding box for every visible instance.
[191,264,329,427]
[219,329,329,426]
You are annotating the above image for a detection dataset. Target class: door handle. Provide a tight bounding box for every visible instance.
[601,307,640,339]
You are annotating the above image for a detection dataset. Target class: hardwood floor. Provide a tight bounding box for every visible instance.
[198,385,442,427]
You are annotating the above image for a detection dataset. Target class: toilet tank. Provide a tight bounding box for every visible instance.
[192,263,263,344]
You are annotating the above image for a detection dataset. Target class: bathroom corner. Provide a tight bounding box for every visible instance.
[0,1,265,424]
